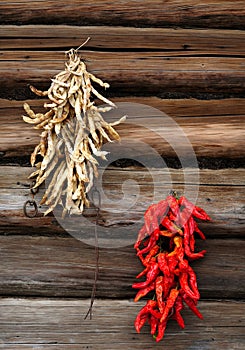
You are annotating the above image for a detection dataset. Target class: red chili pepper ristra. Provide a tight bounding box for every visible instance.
[133,193,210,342]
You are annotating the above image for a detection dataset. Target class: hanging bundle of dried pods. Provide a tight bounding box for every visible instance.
[23,45,125,216]
[133,193,211,342]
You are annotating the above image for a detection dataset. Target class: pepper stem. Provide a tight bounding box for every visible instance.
[169,190,180,199]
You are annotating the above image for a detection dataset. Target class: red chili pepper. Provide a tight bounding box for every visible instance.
[166,254,179,272]
[180,291,203,319]
[159,229,175,238]
[144,203,160,235]
[162,216,183,235]
[194,205,211,221]
[134,224,147,248]
[136,265,149,279]
[166,194,180,217]
[179,206,192,227]
[168,236,184,260]
[155,275,165,313]
[149,314,159,335]
[155,320,167,342]
[179,196,211,221]
[134,281,155,302]
[160,288,179,323]
[163,275,175,300]
[135,299,158,333]
[143,200,169,236]
[132,262,159,289]
[187,265,200,300]
[194,220,206,240]
[167,210,177,222]
[188,216,195,234]
[142,244,159,267]
[183,223,206,260]
[179,271,198,301]
[135,313,149,333]
[154,199,169,223]
[189,233,195,252]
[157,252,170,277]
[172,295,185,329]
[137,229,160,256]
[188,216,195,249]
[179,259,200,300]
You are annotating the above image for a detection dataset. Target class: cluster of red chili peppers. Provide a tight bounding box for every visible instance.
[133,193,211,342]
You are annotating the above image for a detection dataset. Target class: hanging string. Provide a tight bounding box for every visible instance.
[84,187,101,320]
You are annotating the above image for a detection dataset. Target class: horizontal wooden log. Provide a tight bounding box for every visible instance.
[0,98,244,158]
[0,236,244,299]
[0,298,244,349]
[114,96,245,117]
[1,51,245,99]
[0,166,244,236]
[0,1,244,29]
[1,25,245,56]
[2,97,245,118]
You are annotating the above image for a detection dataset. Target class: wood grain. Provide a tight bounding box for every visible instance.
[0,1,244,29]
[0,2,244,349]
[0,166,244,236]
[0,236,244,299]
[1,51,244,99]
[1,25,245,56]
[0,298,244,349]
[0,98,244,158]
[2,97,245,118]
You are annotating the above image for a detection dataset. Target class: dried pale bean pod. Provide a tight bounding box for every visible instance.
[45,165,67,207]
[51,103,70,124]
[75,162,89,182]
[30,85,48,96]
[91,86,116,108]
[30,143,41,167]
[88,72,110,89]
[23,103,37,119]
[28,168,42,179]
[101,123,121,141]
[61,128,75,156]
[39,133,58,173]
[51,78,70,88]
[40,160,65,205]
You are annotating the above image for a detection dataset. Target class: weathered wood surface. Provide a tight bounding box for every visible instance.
[0,3,244,349]
[0,236,244,299]
[0,1,244,29]
[0,166,244,236]
[1,51,245,98]
[1,25,245,56]
[0,298,244,349]
[1,98,244,158]
[2,97,245,118]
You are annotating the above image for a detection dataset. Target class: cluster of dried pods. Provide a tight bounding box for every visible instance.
[23,46,125,216]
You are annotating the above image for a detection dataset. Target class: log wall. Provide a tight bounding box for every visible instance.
[0,1,244,349]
